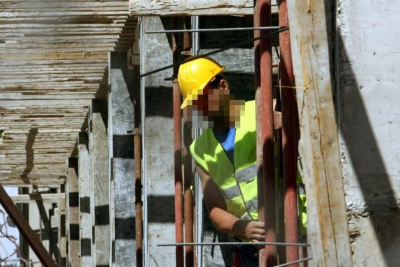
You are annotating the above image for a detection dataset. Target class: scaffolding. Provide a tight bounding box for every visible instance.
[0,0,352,266]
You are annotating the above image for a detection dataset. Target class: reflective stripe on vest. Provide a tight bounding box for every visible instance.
[240,198,258,220]
[235,164,257,183]
[223,184,241,199]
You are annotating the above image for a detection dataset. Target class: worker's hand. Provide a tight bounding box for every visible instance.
[234,220,265,242]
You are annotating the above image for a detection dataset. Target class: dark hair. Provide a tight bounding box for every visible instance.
[209,74,225,89]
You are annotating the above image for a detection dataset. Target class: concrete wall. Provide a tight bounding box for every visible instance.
[338,1,400,266]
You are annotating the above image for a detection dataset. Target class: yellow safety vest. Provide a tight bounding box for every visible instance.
[190,100,307,234]
[190,101,258,220]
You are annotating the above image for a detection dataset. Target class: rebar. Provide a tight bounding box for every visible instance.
[0,209,32,266]
[0,186,57,267]
[157,242,309,247]
[140,27,288,78]
[274,257,313,267]
[146,26,283,34]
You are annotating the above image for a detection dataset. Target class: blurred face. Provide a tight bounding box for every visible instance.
[186,79,231,128]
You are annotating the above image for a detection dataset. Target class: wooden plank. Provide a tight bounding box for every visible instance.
[90,99,110,266]
[287,1,353,266]
[10,193,64,203]
[0,0,134,187]
[0,52,107,60]
[130,0,278,15]
[66,158,80,267]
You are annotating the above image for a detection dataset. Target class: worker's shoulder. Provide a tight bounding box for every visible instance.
[244,100,255,112]
[190,128,212,155]
[239,100,256,128]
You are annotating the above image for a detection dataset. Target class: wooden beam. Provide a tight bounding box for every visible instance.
[10,193,64,203]
[130,0,278,16]
[287,1,353,266]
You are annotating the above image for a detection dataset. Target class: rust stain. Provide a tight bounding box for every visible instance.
[300,39,309,92]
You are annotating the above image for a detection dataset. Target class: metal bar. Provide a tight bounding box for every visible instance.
[0,183,57,267]
[274,257,313,267]
[258,0,277,265]
[139,18,149,267]
[146,26,283,34]
[254,0,266,265]
[182,16,194,267]
[191,15,203,267]
[172,17,184,267]
[279,0,299,266]
[133,128,143,267]
[157,242,309,247]
[140,28,288,78]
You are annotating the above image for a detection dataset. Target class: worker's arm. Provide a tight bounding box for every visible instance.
[197,165,265,242]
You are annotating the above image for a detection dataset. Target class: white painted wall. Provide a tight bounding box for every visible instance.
[338,1,400,266]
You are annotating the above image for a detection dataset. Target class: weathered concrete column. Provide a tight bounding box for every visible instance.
[90,99,110,266]
[109,52,137,266]
[66,158,80,267]
[78,133,93,267]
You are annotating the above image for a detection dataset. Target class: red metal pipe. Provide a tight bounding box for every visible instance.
[254,1,266,265]
[279,0,299,265]
[0,183,57,267]
[182,16,194,267]
[257,0,277,265]
[133,128,143,267]
[172,18,184,267]
[183,123,194,267]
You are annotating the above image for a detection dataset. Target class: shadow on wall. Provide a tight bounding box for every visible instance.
[336,30,400,266]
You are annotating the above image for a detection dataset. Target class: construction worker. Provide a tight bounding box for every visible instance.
[178,56,306,267]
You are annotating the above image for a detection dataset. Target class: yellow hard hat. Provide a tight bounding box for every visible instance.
[178,56,225,109]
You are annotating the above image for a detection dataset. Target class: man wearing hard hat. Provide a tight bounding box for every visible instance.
[179,56,261,266]
[178,56,306,267]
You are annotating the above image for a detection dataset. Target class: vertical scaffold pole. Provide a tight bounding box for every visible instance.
[182,16,194,267]
[279,0,299,266]
[255,0,277,266]
[133,128,143,267]
[172,17,184,267]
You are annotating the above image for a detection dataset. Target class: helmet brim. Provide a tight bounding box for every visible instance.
[181,98,188,109]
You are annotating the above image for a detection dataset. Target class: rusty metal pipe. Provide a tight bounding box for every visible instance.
[254,1,267,265]
[0,183,57,267]
[172,17,184,267]
[133,128,143,267]
[256,0,277,265]
[182,16,194,267]
[279,0,299,265]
